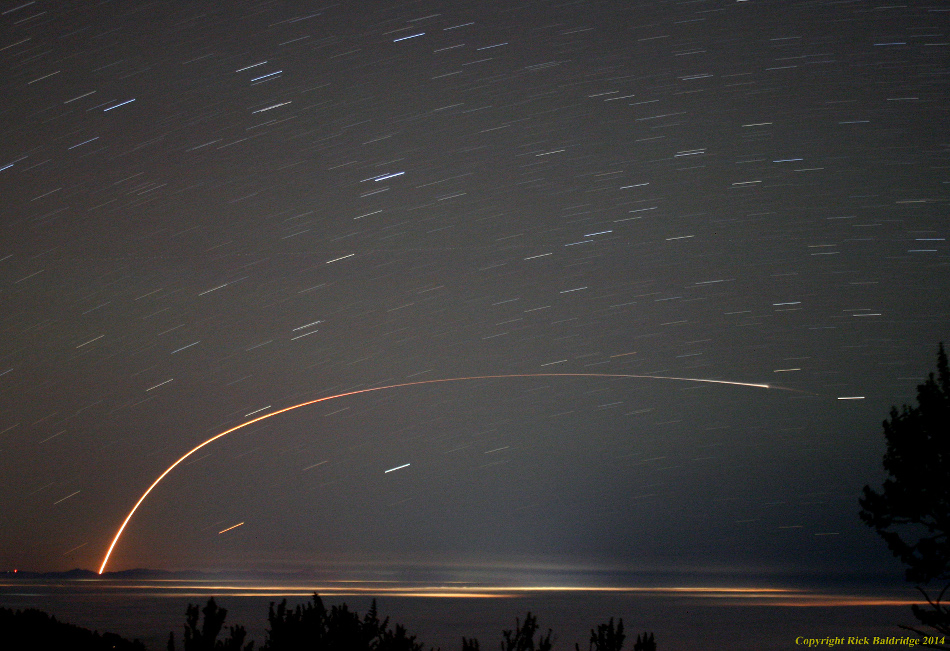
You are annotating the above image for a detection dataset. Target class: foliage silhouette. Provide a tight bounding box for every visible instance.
[575,617,624,651]
[259,593,425,651]
[499,612,553,651]
[860,343,950,647]
[167,597,254,651]
[461,636,480,651]
[633,632,656,651]
[161,594,655,651]
[0,605,145,651]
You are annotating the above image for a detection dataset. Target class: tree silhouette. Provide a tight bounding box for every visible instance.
[860,343,950,646]
[632,632,656,651]
[161,594,656,651]
[576,617,625,651]
[258,593,424,651]
[500,613,553,651]
[167,598,253,651]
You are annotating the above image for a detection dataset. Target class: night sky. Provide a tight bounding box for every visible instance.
[1,0,947,593]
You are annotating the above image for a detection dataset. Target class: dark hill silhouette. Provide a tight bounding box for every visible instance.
[0,606,145,650]
[0,592,658,650]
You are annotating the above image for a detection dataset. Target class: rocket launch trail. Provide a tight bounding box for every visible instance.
[98,372,788,574]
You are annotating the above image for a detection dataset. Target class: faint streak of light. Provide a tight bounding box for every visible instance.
[54,491,81,505]
[3,2,35,15]
[773,368,800,373]
[63,542,88,555]
[559,287,587,293]
[0,369,12,378]
[38,430,65,444]
[81,301,110,314]
[98,372,785,573]
[170,341,200,354]
[187,140,221,151]
[619,183,649,189]
[157,324,185,337]
[485,447,509,454]
[63,90,96,104]
[250,70,282,82]
[384,463,411,473]
[245,340,272,351]
[837,396,865,400]
[393,33,425,42]
[326,254,354,263]
[0,36,31,48]
[145,379,173,392]
[524,253,551,260]
[0,156,28,172]
[252,102,291,113]
[354,210,382,220]
[585,231,612,237]
[218,522,244,534]
[76,335,104,348]
[243,406,271,418]
[302,461,327,471]
[14,270,44,283]
[198,283,229,296]
[235,61,267,72]
[68,137,99,150]
[29,482,55,495]
[28,70,60,84]
[291,330,319,340]
[540,360,566,366]
[103,99,135,111]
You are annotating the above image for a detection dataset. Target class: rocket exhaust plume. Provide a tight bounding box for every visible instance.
[98,372,784,574]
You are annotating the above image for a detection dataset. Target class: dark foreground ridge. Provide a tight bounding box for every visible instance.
[0,606,146,651]
[0,594,658,651]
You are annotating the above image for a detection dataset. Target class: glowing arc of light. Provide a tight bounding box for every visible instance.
[97,372,775,574]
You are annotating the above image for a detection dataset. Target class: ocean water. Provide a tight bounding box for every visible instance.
[0,575,933,650]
